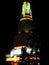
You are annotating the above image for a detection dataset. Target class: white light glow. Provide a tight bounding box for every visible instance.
[32,50,36,54]
[26,47,32,54]
[37,49,40,52]
[10,49,22,57]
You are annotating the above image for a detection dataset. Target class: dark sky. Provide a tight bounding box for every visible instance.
[0,0,48,65]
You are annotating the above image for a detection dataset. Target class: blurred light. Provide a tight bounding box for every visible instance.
[32,50,36,54]
[10,46,26,57]
[37,63,40,65]
[10,49,22,57]
[14,46,26,49]
[26,2,30,14]
[22,1,30,15]
[20,18,32,21]
[34,57,36,60]
[37,57,40,60]
[30,31,33,33]
[18,32,21,34]
[30,63,32,64]
[23,61,25,63]
[30,57,36,60]
[30,57,33,60]
[22,2,26,15]
[21,1,32,18]
[24,29,29,33]
[26,47,32,54]
[6,54,10,57]
[14,56,17,62]
[25,57,28,59]
[14,56,20,62]
[37,49,40,52]
[6,57,21,62]
[6,58,13,61]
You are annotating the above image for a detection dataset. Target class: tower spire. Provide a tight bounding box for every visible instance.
[20,1,33,21]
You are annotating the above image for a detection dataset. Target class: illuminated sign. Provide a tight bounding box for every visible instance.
[26,2,30,14]
[22,1,32,18]
[22,2,30,14]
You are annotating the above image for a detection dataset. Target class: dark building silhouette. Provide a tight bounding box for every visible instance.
[13,1,41,50]
[5,1,41,65]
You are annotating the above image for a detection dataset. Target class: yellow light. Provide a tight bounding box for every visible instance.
[6,57,13,61]
[14,56,20,62]
[29,57,40,60]
[13,46,26,50]
[6,57,21,62]
[20,17,33,21]
[14,45,26,49]
[24,29,29,33]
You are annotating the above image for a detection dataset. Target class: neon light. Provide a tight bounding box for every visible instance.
[22,5,24,15]
[22,1,32,17]
[26,2,30,14]
[20,17,33,21]
[22,2,26,15]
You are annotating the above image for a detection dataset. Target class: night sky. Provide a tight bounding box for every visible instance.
[0,0,48,65]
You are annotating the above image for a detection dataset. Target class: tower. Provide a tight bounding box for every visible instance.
[6,1,40,65]
[14,1,35,47]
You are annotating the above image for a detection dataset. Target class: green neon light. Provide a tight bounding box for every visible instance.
[22,2,30,15]
[26,2,30,14]
[22,5,24,15]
